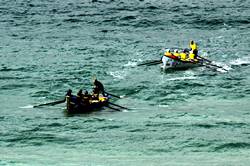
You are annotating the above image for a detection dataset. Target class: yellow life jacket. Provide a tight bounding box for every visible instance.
[190,43,198,51]
[173,53,180,57]
[99,96,107,102]
[164,52,173,57]
[189,53,195,60]
[180,53,187,60]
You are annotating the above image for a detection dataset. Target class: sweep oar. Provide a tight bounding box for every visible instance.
[33,99,65,108]
[205,63,229,72]
[107,101,129,110]
[105,105,121,111]
[197,55,228,71]
[137,60,161,66]
[197,55,212,63]
[143,61,162,66]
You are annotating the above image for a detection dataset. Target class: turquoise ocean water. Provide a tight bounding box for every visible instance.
[1,0,250,165]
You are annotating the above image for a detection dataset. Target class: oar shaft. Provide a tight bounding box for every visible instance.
[197,55,212,63]
[144,61,162,66]
[34,99,65,108]
[108,102,128,110]
[105,92,121,99]
[207,63,228,71]
[105,105,121,111]
[137,60,161,66]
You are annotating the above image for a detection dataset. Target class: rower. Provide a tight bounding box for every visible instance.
[162,49,171,69]
[77,89,83,104]
[180,50,187,61]
[173,49,180,59]
[66,89,72,97]
[92,78,106,99]
[83,90,91,105]
[65,89,77,103]
[189,40,198,56]
[188,50,198,62]
[164,49,173,57]
[77,89,83,99]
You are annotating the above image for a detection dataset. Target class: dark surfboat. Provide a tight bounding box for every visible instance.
[66,95,109,114]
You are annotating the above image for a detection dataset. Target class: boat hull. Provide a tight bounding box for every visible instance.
[161,55,203,70]
[66,95,109,114]
[161,61,202,70]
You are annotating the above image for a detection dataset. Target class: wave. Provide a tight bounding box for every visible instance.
[230,57,250,66]
[1,83,37,90]
[166,76,197,81]
[109,71,126,79]
[19,105,34,109]
[123,61,137,67]
[214,142,250,151]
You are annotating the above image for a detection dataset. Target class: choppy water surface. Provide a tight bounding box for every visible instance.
[1,0,250,165]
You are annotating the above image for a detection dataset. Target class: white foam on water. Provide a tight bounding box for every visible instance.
[120,95,126,98]
[109,71,126,80]
[166,76,197,81]
[158,104,169,108]
[213,61,233,71]
[19,105,34,109]
[229,57,250,66]
[123,61,137,67]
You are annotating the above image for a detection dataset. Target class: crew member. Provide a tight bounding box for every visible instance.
[189,40,198,56]
[180,50,187,61]
[173,49,180,59]
[188,50,198,62]
[164,49,173,57]
[92,78,105,98]
[83,90,91,105]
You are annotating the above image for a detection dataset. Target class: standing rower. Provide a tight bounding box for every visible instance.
[189,40,198,56]
[92,78,106,98]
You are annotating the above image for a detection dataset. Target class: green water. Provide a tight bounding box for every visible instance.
[1,0,250,165]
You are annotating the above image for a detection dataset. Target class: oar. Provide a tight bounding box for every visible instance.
[197,55,212,63]
[143,61,162,66]
[33,99,65,108]
[205,63,229,72]
[108,101,129,110]
[183,55,228,72]
[105,105,121,111]
[105,91,123,99]
[137,60,161,66]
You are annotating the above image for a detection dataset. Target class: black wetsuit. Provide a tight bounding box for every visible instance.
[94,80,105,96]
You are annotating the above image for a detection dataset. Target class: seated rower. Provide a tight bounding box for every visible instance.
[180,50,188,61]
[173,49,181,59]
[162,49,171,68]
[83,90,91,105]
[164,49,173,57]
[64,89,77,103]
[77,89,83,99]
[188,50,198,62]
[66,89,72,97]
[76,89,85,106]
